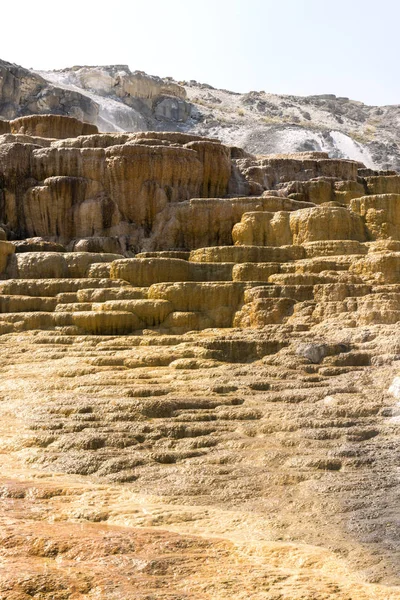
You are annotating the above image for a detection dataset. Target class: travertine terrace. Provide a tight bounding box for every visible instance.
[0,114,400,599]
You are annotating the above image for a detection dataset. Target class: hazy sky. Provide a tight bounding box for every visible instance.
[2,0,399,106]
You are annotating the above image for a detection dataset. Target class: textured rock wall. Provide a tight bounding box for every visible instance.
[10,115,98,138]
[3,121,389,255]
[0,123,234,247]
[0,60,193,133]
[351,194,400,240]
[66,65,187,103]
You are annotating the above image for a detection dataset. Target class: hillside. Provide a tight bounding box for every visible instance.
[1,59,399,170]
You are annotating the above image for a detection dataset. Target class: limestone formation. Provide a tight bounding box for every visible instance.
[9,114,98,138]
[5,58,400,173]
[1,114,400,600]
[0,239,14,272]
[232,205,367,246]
[351,193,400,239]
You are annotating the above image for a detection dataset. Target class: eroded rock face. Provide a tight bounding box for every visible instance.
[1,115,400,599]
[0,59,99,122]
[0,60,192,132]
[232,205,367,246]
[66,65,187,103]
[10,114,98,138]
[0,124,234,247]
[5,120,400,257]
[5,58,400,173]
[351,194,400,239]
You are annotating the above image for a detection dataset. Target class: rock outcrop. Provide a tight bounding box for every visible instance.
[10,114,98,138]
[0,59,192,134]
[2,116,400,336]
[0,119,389,255]
[0,59,99,122]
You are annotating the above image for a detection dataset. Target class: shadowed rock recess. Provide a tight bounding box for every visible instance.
[0,114,400,599]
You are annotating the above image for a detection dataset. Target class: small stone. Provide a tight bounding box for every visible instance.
[296,343,328,364]
[389,377,400,399]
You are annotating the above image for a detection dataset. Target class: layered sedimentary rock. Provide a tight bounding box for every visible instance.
[6,58,400,172]
[351,193,400,239]
[1,115,400,599]
[65,65,187,103]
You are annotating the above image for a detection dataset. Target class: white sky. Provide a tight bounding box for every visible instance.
[2,0,399,106]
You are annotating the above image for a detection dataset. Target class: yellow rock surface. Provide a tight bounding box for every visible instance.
[364,174,400,195]
[233,206,366,247]
[10,114,98,138]
[350,251,400,283]
[149,195,308,250]
[302,240,368,257]
[232,211,292,246]
[111,257,192,286]
[93,299,173,326]
[149,281,246,313]
[351,193,400,240]
[72,310,143,334]
[190,244,305,263]
[0,239,15,273]
[290,205,366,244]
[7,252,122,279]
[232,262,281,281]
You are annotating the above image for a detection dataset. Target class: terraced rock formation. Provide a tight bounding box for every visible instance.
[0,114,400,599]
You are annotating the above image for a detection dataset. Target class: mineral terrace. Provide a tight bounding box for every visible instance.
[0,113,400,599]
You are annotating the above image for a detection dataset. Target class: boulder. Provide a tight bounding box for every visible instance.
[296,343,328,363]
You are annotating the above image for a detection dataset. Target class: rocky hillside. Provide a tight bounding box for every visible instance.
[1,59,399,170]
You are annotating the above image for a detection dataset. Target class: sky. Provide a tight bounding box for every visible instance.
[2,0,399,106]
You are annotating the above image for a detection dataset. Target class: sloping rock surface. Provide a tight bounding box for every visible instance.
[0,115,399,599]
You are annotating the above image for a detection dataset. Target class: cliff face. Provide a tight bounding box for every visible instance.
[1,113,400,334]
[0,118,233,249]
